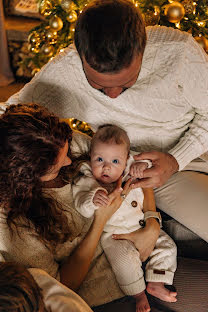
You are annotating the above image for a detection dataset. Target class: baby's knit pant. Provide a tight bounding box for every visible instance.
[101,229,177,295]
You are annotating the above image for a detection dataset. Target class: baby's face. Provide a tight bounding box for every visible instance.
[90,141,128,184]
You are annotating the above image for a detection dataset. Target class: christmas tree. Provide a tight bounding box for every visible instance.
[26,0,208,77]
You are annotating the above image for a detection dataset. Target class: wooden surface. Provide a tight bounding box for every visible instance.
[5,16,40,41]
[0,82,25,102]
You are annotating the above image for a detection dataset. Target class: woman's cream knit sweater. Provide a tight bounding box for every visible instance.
[0,132,124,307]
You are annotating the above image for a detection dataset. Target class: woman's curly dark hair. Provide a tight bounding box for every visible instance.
[0,103,72,245]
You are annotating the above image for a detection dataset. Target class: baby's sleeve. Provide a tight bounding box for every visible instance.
[72,175,106,218]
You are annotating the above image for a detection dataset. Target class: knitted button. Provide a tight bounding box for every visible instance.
[139,219,145,227]
[131,200,137,207]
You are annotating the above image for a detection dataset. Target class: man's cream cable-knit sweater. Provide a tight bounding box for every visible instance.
[6,26,208,170]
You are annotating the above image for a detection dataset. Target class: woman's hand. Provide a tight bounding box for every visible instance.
[112,219,160,261]
[94,177,133,226]
[60,177,133,290]
[112,187,160,261]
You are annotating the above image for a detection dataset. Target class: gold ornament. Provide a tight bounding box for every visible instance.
[41,43,54,57]
[196,20,206,27]
[45,28,58,44]
[69,22,76,35]
[68,118,94,136]
[195,36,208,52]
[31,68,40,76]
[144,6,160,26]
[28,45,40,54]
[39,0,53,16]
[66,10,77,23]
[49,16,63,31]
[181,0,195,15]
[164,2,185,23]
[28,32,41,46]
[61,0,76,12]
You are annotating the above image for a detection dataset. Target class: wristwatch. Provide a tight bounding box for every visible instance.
[144,211,162,228]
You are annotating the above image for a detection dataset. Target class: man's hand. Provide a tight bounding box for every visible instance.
[132,151,179,188]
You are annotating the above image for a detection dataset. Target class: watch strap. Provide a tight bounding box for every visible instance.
[144,211,162,228]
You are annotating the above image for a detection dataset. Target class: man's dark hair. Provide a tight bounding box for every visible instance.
[75,0,146,73]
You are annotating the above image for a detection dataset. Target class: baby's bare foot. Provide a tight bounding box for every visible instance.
[133,291,151,312]
[146,282,177,302]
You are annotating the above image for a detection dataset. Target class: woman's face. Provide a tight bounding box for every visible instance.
[40,141,72,182]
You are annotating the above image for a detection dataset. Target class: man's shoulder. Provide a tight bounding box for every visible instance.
[146,25,190,45]
[40,44,81,72]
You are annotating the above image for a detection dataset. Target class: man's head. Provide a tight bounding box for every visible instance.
[75,0,146,98]
[90,124,130,184]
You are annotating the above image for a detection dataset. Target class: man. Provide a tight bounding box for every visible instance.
[7,0,208,243]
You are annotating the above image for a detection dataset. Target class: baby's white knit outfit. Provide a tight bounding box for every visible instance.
[72,155,177,295]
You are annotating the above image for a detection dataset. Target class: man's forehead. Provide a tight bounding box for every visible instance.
[82,55,142,88]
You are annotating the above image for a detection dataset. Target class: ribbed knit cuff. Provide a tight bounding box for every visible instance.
[120,277,146,296]
[169,140,204,171]
[145,269,174,285]
[77,187,106,218]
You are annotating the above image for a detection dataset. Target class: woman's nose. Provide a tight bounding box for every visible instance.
[64,156,72,166]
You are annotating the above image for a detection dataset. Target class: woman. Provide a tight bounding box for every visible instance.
[0,103,207,312]
[0,103,157,303]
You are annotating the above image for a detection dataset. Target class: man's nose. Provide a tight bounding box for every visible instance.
[103,87,123,98]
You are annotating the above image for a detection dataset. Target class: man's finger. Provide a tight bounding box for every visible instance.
[133,151,158,161]
[141,167,159,178]
[131,178,155,188]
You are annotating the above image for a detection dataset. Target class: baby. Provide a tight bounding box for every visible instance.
[72,124,177,312]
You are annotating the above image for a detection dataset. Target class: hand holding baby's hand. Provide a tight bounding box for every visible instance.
[93,190,110,207]
[130,162,148,179]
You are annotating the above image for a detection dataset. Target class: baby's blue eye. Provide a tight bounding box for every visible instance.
[97,157,103,162]
[112,159,119,164]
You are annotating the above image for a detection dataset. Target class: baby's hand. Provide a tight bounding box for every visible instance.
[130,161,148,179]
[93,190,110,207]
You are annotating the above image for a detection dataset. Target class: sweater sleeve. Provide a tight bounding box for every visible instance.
[29,268,93,312]
[72,174,106,218]
[70,131,91,157]
[169,36,208,170]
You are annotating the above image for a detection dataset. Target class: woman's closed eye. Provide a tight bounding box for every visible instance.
[112,159,119,164]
